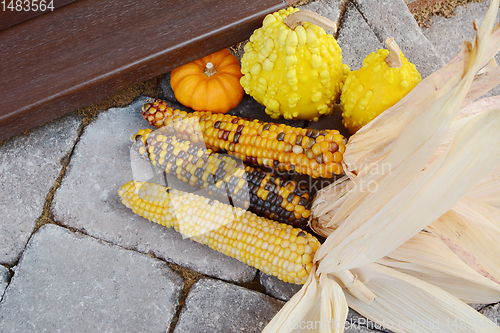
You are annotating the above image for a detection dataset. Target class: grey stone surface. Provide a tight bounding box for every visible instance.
[0,224,183,333]
[0,113,81,265]
[52,97,257,283]
[422,1,497,64]
[173,278,284,333]
[470,303,485,311]
[352,0,444,77]
[301,0,344,29]
[338,1,384,71]
[0,265,10,300]
[422,1,500,97]
[260,272,302,301]
[480,302,500,328]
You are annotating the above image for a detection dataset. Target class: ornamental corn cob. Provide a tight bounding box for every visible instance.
[133,128,312,228]
[118,180,321,284]
[141,99,345,178]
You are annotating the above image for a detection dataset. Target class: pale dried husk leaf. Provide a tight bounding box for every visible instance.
[452,196,500,230]
[315,107,500,273]
[347,263,500,333]
[312,0,500,271]
[467,162,500,208]
[262,266,349,333]
[379,231,500,304]
[428,208,500,284]
[431,96,500,161]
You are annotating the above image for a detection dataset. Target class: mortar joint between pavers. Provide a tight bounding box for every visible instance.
[5,121,86,269]
[33,121,86,234]
[0,267,13,303]
[165,261,203,333]
[349,0,387,46]
[334,0,349,40]
[478,301,500,313]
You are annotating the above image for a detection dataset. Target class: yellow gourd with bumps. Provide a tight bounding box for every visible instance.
[240,8,350,121]
[341,38,421,134]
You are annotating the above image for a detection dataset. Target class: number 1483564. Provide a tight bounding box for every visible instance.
[2,0,54,11]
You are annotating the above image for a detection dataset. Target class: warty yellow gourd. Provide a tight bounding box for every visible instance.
[340,37,421,134]
[240,8,350,121]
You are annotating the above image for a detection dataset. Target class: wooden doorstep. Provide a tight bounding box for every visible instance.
[0,0,285,141]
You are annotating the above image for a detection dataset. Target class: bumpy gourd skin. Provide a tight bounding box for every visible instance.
[240,8,349,121]
[340,49,421,134]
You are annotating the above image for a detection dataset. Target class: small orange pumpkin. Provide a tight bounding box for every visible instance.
[170,48,244,113]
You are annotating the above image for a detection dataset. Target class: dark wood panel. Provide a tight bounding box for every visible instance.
[0,0,78,31]
[0,0,285,141]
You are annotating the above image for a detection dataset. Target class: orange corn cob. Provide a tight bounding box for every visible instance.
[141,99,345,178]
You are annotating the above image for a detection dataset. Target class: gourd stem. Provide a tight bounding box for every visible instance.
[204,62,217,77]
[385,37,403,68]
[283,10,337,34]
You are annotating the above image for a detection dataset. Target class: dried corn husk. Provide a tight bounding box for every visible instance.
[428,208,500,284]
[264,1,500,332]
[467,163,500,208]
[263,266,349,333]
[379,231,500,304]
[315,106,500,273]
[347,263,500,333]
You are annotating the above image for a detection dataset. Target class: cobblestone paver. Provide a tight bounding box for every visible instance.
[0,265,10,300]
[422,1,498,64]
[300,0,343,26]
[338,1,384,71]
[481,303,500,328]
[422,0,500,97]
[0,224,183,332]
[259,272,302,301]
[173,278,283,333]
[52,98,257,283]
[0,113,81,265]
[352,0,444,77]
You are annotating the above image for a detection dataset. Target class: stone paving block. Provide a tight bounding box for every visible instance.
[173,278,284,333]
[300,0,344,28]
[260,272,302,301]
[52,97,257,283]
[0,113,81,265]
[337,1,384,71]
[352,0,444,78]
[0,265,10,300]
[480,302,500,328]
[422,1,498,64]
[422,1,500,97]
[0,224,183,333]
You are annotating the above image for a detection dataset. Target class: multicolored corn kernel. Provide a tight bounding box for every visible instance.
[133,128,312,228]
[141,99,345,178]
[118,180,321,284]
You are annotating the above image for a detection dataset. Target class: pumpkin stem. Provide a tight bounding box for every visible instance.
[283,10,337,34]
[385,37,403,68]
[204,62,217,77]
